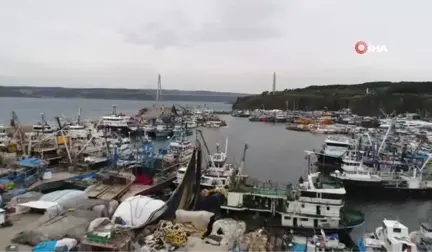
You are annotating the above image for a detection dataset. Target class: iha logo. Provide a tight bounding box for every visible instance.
[354,41,388,54]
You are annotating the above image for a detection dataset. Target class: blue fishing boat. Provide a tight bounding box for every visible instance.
[0,157,47,202]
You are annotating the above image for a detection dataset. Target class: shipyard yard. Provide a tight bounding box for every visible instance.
[0,97,429,252]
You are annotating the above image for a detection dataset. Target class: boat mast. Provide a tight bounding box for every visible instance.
[377,119,394,154]
[224,136,228,156]
[77,108,82,125]
[236,143,248,178]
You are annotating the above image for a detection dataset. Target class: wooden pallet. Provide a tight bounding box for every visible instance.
[86,183,111,198]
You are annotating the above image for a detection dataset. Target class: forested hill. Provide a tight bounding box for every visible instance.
[0,86,248,103]
[232,82,432,116]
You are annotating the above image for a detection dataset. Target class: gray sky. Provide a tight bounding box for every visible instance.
[0,0,431,93]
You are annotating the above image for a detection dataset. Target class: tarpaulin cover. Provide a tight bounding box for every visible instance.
[32,240,58,252]
[293,243,307,252]
[19,158,43,167]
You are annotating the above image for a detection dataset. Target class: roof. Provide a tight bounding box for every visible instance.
[383,219,407,229]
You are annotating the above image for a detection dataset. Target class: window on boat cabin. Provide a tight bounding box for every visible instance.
[300,218,308,221]
[326,142,350,148]
[284,216,291,220]
[300,191,344,200]
[393,228,402,233]
[301,204,305,208]
[326,206,330,210]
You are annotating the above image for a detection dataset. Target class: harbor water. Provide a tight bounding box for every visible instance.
[1,97,431,239]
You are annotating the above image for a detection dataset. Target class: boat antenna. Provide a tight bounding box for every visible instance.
[112,105,117,115]
[224,136,229,156]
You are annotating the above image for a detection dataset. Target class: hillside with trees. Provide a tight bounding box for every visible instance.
[232,82,432,116]
[0,86,248,103]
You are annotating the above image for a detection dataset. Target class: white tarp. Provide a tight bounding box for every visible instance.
[40,190,87,208]
[175,210,214,230]
[16,200,62,216]
[112,195,166,229]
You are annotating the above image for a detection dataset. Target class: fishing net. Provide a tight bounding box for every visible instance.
[12,210,98,246]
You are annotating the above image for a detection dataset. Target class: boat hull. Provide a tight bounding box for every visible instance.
[336,177,432,199]
[220,209,358,236]
[97,125,141,137]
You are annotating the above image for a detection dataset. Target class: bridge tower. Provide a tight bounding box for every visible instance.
[156,74,162,100]
[272,72,276,93]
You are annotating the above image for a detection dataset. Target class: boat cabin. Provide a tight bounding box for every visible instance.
[32,123,54,134]
[379,220,417,252]
[101,115,129,127]
[209,152,227,167]
[67,124,88,139]
[297,173,346,204]
[169,140,193,153]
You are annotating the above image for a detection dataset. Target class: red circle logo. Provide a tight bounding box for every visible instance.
[355,41,368,54]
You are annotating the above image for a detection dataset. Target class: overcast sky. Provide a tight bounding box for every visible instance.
[0,0,431,93]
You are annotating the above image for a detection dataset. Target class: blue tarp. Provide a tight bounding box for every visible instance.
[327,233,339,239]
[32,240,57,252]
[357,238,366,252]
[19,157,43,167]
[66,172,97,181]
[293,243,307,252]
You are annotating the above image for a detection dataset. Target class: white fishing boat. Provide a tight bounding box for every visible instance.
[222,171,364,232]
[331,154,432,199]
[32,113,55,135]
[185,120,197,129]
[99,105,139,136]
[164,140,194,164]
[200,163,235,188]
[0,125,9,147]
[208,137,228,167]
[358,219,417,252]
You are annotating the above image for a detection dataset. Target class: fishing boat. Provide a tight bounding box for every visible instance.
[98,105,140,137]
[0,157,47,200]
[208,137,228,167]
[222,171,364,235]
[314,136,353,168]
[163,139,194,165]
[114,139,185,200]
[331,153,432,199]
[358,219,417,252]
[32,113,55,136]
[155,124,171,138]
[185,120,197,129]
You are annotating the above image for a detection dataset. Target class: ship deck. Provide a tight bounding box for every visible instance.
[28,171,77,190]
[230,183,287,198]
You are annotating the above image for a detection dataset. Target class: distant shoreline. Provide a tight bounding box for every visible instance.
[0,95,233,104]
